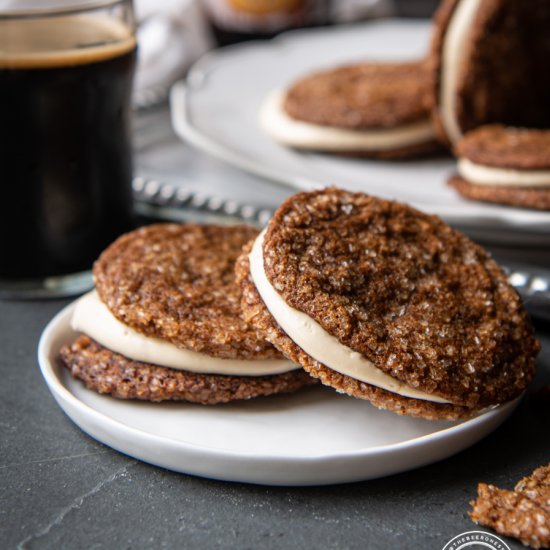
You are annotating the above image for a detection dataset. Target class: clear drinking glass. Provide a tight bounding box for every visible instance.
[0,0,137,298]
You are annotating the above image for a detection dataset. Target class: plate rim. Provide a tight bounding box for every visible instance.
[37,300,519,485]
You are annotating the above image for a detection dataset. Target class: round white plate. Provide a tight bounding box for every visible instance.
[170,19,550,239]
[38,301,519,486]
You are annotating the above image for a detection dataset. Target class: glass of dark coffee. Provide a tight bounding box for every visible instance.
[0,0,137,298]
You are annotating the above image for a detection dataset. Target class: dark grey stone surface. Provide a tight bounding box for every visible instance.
[1,292,549,550]
[2,13,549,543]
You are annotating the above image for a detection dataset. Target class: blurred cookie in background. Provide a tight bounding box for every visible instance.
[429,0,550,145]
[260,60,442,159]
[449,125,550,210]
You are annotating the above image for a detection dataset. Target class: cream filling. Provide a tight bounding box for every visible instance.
[458,158,550,187]
[259,89,436,152]
[249,231,451,404]
[71,290,299,376]
[440,0,480,144]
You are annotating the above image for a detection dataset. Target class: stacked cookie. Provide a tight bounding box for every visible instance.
[430,0,550,210]
[236,188,539,420]
[60,224,315,404]
[449,126,550,211]
[261,0,550,210]
[60,189,539,417]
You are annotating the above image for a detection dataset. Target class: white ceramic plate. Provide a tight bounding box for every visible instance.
[38,301,519,486]
[170,19,550,238]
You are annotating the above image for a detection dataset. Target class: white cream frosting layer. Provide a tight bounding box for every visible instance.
[458,158,550,187]
[260,90,436,152]
[71,291,299,376]
[440,0,479,144]
[248,231,450,404]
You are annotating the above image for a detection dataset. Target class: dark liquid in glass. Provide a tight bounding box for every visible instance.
[0,17,136,279]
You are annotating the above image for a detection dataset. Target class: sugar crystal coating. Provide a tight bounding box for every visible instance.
[250,188,538,409]
[236,245,472,420]
[94,224,282,360]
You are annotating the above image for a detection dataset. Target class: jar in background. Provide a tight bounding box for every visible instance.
[201,0,330,46]
[0,0,137,298]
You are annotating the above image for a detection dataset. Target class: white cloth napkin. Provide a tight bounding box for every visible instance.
[134,0,212,96]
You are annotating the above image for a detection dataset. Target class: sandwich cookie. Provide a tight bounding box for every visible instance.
[429,0,550,145]
[236,188,539,420]
[60,224,314,404]
[260,61,441,159]
[449,125,550,210]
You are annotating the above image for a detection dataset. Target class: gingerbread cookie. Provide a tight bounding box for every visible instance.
[60,223,314,404]
[429,0,550,145]
[236,188,539,419]
[260,61,441,158]
[449,125,550,210]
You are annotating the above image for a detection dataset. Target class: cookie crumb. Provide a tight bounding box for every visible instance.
[469,463,550,548]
